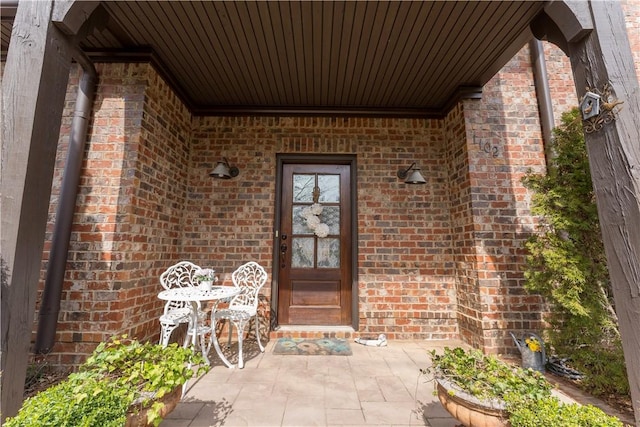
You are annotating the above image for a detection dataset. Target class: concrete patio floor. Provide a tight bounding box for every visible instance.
[160,338,632,427]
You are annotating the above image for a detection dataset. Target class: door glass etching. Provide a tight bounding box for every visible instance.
[293,175,315,202]
[318,175,340,202]
[322,206,340,235]
[292,206,313,234]
[291,237,314,268]
[317,238,340,268]
[291,173,341,269]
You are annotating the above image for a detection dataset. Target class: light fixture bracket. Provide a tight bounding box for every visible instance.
[397,162,417,180]
[397,162,426,184]
[209,157,239,179]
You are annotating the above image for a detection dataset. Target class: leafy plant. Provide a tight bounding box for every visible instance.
[5,375,132,427]
[5,335,209,427]
[424,347,623,427]
[522,108,629,399]
[506,394,623,427]
[423,347,551,402]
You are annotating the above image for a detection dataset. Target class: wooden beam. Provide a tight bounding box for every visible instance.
[0,0,74,420]
[544,0,592,43]
[546,1,640,424]
[52,0,99,36]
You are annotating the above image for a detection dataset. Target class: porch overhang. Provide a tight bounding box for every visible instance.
[1,0,546,118]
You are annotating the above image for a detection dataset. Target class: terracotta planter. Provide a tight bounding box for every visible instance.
[125,386,182,427]
[435,377,509,427]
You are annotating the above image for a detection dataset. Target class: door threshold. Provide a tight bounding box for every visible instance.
[270,325,355,339]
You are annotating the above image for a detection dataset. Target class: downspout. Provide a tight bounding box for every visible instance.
[34,49,96,354]
[529,39,555,164]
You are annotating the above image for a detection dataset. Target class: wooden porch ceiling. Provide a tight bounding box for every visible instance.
[1,1,547,117]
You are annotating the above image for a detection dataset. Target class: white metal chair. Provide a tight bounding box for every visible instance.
[212,261,268,368]
[158,261,207,347]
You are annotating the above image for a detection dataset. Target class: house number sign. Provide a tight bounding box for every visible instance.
[475,137,500,158]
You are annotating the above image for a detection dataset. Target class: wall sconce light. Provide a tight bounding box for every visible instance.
[209,157,239,179]
[397,162,426,184]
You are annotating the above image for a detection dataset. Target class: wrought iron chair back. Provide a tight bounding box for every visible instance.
[160,261,201,290]
[158,261,203,347]
[213,261,268,368]
[229,261,268,313]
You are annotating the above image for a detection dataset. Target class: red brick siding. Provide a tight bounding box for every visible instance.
[28,2,639,365]
[190,116,459,340]
[457,44,548,354]
[443,103,480,348]
[622,0,640,77]
[39,63,192,364]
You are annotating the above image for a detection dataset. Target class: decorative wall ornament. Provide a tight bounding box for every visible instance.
[301,203,329,238]
[579,83,624,133]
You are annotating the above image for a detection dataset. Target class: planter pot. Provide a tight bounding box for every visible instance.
[125,386,182,427]
[199,280,214,290]
[435,377,509,427]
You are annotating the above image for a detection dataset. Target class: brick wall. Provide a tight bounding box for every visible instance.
[451,43,549,354]
[622,0,640,73]
[27,2,639,364]
[189,116,459,340]
[38,63,192,364]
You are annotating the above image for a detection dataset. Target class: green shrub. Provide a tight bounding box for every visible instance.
[5,336,208,427]
[522,108,629,400]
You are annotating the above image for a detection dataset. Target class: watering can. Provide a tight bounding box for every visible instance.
[510,332,546,373]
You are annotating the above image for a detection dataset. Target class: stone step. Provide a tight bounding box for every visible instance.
[269,326,356,340]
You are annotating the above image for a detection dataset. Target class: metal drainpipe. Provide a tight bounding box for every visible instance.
[34,49,97,354]
[529,39,555,164]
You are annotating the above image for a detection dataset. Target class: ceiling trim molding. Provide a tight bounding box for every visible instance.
[191,105,444,119]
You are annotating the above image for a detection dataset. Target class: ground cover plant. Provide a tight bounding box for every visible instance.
[522,108,630,407]
[5,335,208,427]
[424,347,624,427]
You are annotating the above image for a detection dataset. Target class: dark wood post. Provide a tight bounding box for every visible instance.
[0,1,73,420]
[538,1,640,423]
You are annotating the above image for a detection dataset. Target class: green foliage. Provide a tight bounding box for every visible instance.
[5,336,209,427]
[424,347,552,402]
[569,344,629,397]
[506,395,623,427]
[81,335,208,399]
[4,377,130,427]
[425,347,624,427]
[522,108,628,399]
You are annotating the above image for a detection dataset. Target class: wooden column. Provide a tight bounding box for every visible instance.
[540,1,640,423]
[0,1,73,420]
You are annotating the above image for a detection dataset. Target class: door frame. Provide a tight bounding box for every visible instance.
[271,154,359,330]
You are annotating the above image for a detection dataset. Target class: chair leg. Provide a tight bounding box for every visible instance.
[235,320,246,369]
[159,323,178,347]
[211,317,235,369]
[254,315,265,353]
[182,327,191,348]
[227,321,233,349]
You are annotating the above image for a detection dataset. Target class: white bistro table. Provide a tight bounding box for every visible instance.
[157,286,240,365]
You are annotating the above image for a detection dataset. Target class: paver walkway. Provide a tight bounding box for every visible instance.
[161,339,460,426]
[160,338,632,427]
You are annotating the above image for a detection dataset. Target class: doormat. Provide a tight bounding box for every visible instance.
[273,338,352,356]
